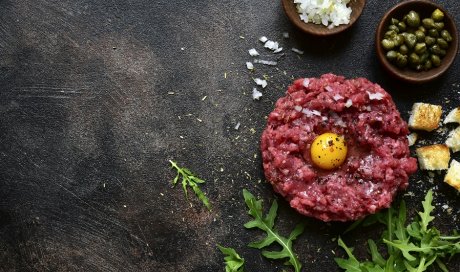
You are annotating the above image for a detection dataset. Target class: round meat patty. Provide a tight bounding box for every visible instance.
[260,74,417,222]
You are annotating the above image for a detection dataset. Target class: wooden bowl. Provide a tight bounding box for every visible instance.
[375,0,458,84]
[281,0,366,36]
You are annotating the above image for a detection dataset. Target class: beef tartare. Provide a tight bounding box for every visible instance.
[260,74,417,222]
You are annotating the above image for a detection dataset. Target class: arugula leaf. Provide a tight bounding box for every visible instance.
[242,189,305,272]
[418,189,434,233]
[169,160,211,210]
[217,245,245,272]
[335,189,460,272]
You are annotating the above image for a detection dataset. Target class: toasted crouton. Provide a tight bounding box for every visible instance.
[444,107,460,124]
[416,144,450,170]
[446,127,460,153]
[444,160,460,191]
[408,103,442,131]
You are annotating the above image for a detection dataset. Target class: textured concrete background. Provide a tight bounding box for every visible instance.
[0,0,459,271]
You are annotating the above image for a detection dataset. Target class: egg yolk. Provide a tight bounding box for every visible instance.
[310,133,348,170]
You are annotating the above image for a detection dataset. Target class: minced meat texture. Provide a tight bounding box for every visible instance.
[260,74,417,222]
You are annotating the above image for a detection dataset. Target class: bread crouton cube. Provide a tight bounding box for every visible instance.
[416,144,450,170]
[408,103,442,132]
[444,107,460,124]
[444,160,460,191]
[446,127,460,153]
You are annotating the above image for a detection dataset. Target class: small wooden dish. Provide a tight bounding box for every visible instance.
[281,0,366,36]
[375,0,458,84]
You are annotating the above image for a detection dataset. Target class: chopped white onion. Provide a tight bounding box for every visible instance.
[259,36,268,43]
[254,78,267,88]
[345,99,353,108]
[246,62,254,70]
[325,86,334,92]
[294,105,302,112]
[248,48,259,56]
[294,0,352,28]
[253,59,278,66]
[273,47,283,53]
[333,94,344,101]
[234,122,241,130]
[252,88,263,100]
[302,78,310,87]
[291,48,304,55]
[367,91,385,100]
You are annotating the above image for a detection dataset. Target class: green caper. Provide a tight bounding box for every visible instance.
[432,9,445,22]
[409,53,421,65]
[399,44,409,55]
[441,30,453,42]
[420,52,430,64]
[406,11,421,27]
[424,60,433,70]
[396,53,408,67]
[397,21,407,32]
[422,18,435,29]
[391,18,399,25]
[425,36,436,46]
[382,39,396,50]
[385,30,398,39]
[437,38,449,49]
[415,30,425,42]
[428,28,439,38]
[434,22,445,31]
[389,25,400,33]
[386,50,398,61]
[431,44,446,56]
[431,54,441,67]
[404,33,417,48]
[414,43,427,55]
[418,26,426,33]
[393,34,404,46]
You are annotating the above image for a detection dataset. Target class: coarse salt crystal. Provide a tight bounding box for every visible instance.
[254,78,267,88]
[259,36,268,43]
[283,32,289,38]
[234,122,241,130]
[246,62,254,70]
[248,48,259,56]
[252,88,262,100]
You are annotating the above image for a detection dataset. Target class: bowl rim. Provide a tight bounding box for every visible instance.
[375,0,459,84]
[281,0,366,36]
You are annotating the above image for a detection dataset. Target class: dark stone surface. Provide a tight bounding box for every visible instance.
[0,0,459,271]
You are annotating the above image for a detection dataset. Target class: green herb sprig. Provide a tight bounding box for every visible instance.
[169,160,211,210]
[217,245,245,272]
[243,189,305,272]
[335,190,460,272]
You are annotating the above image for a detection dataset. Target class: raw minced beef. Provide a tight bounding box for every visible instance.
[260,74,417,222]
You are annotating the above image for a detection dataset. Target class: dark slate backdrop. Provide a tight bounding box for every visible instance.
[0,0,459,271]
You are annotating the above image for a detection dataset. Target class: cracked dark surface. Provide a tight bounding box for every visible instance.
[0,0,459,271]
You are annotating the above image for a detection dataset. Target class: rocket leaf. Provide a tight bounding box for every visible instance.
[217,245,245,272]
[169,160,211,210]
[243,189,305,272]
